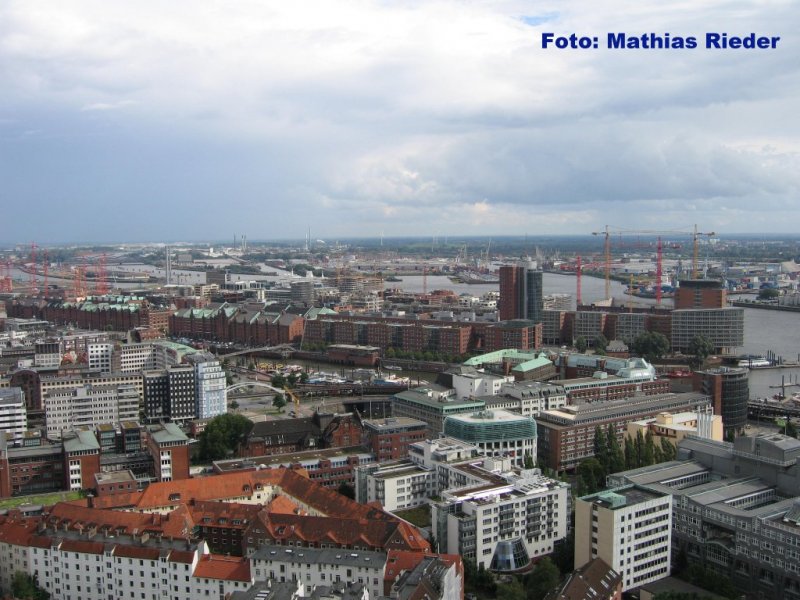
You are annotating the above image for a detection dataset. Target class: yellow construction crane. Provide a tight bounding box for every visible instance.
[285,389,301,411]
[692,224,716,279]
[591,225,611,300]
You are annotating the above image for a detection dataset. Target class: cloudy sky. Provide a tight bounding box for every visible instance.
[1,0,798,243]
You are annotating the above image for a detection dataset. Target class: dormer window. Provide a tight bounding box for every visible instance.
[169,493,180,502]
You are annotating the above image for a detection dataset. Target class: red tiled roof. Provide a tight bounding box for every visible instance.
[46,502,193,540]
[188,500,260,529]
[113,545,162,560]
[193,554,251,582]
[0,518,39,546]
[384,549,427,582]
[265,495,305,516]
[168,549,196,564]
[28,535,53,549]
[60,539,106,554]
[253,512,429,553]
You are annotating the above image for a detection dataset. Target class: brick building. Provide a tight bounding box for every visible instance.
[362,417,427,462]
[536,391,710,472]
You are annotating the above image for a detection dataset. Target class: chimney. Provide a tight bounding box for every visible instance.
[86,492,95,509]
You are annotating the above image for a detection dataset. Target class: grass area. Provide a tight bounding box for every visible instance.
[394,505,432,528]
[0,490,83,510]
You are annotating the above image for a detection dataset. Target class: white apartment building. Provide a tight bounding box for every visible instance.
[451,369,513,399]
[250,545,387,599]
[360,462,437,511]
[575,485,672,591]
[44,384,139,439]
[0,388,27,443]
[432,469,570,571]
[2,534,251,600]
[484,381,568,417]
[355,437,482,511]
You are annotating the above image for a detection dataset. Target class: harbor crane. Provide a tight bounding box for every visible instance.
[592,226,712,304]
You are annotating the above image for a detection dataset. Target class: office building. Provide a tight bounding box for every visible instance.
[44,384,139,440]
[186,352,227,420]
[608,433,800,600]
[362,417,427,462]
[692,367,749,436]
[443,409,537,467]
[0,388,27,444]
[627,409,722,443]
[392,386,484,435]
[482,380,568,417]
[575,486,672,591]
[536,392,710,472]
[670,308,744,353]
[499,262,543,323]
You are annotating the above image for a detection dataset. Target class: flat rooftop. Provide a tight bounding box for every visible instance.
[213,446,372,472]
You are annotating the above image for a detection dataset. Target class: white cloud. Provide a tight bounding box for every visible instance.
[0,0,798,240]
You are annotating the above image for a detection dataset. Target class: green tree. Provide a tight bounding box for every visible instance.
[197,413,254,461]
[272,393,287,412]
[524,452,535,469]
[634,430,645,468]
[337,482,355,499]
[624,435,635,469]
[593,425,609,473]
[643,431,656,466]
[758,287,780,300]
[271,374,286,389]
[229,400,239,411]
[524,557,561,600]
[577,458,606,494]
[551,531,575,575]
[575,336,588,353]
[593,334,609,352]
[687,335,715,369]
[299,372,309,384]
[496,578,527,600]
[631,331,670,362]
[12,571,50,600]
[385,347,396,358]
[286,373,298,388]
[607,425,625,473]
[660,436,677,461]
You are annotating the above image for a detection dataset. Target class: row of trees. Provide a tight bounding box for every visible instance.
[465,556,562,600]
[384,347,469,363]
[577,425,676,495]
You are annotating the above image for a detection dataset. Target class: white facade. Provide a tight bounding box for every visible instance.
[492,381,568,417]
[44,384,139,439]
[250,545,387,599]
[88,343,115,372]
[361,463,436,511]
[433,470,569,571]
[193,359,227,420]
[0,388,27,443]
[0,534,253,600]
[452,371,513,399]
[575,486,672,591]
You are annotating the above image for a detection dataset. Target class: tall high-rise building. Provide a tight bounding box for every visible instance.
[499,262,543,323]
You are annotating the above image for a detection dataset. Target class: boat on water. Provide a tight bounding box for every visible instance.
[383,365,403,371]
[373,374,411,386]
[451,271,500,284]
[737,356,773,368]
